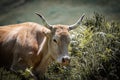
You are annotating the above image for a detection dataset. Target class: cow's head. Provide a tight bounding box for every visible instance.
[36,13,85,66]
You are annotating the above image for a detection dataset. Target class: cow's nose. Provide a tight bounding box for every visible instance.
[62,56,70,65]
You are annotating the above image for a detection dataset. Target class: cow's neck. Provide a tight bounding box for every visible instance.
[35,36,54,73]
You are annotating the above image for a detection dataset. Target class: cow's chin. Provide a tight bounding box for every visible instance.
[61,61,70,66]
[56,59,70,66]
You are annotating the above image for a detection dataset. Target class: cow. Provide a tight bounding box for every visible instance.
[0,13,85,80]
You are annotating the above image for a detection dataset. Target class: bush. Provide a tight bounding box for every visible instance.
[0,13,119,80]
[45,13,120,80]
[0,68,21,80]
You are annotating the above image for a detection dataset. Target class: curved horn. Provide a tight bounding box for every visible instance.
[69,13,85,30]
[35,12,52,29]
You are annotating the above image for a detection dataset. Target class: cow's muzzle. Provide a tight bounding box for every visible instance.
[62,56,70,66]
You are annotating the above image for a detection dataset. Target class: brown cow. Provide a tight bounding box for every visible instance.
[0,13,85,80]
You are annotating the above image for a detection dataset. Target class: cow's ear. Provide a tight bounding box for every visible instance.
[43,29,52,37]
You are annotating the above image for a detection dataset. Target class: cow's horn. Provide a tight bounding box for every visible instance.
[35,12,52,29]
[69,13,85,30]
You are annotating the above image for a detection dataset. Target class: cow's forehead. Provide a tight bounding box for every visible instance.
[53,24,69,29]
[52,24,70,36]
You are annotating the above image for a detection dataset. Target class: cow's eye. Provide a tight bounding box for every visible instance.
[53,39,57,43]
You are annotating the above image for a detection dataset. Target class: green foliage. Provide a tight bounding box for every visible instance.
[45,13,120,80]
[20,67,34,80]
[0,13,119,80]
[0,68,21,80]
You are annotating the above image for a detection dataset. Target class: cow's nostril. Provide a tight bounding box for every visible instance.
[62,58,65,63]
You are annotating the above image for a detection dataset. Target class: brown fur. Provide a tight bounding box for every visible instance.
[0,22,71,79]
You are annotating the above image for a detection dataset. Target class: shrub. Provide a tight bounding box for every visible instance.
[45,13,120,80]
[0,68,21,80]
[0,13,119,80]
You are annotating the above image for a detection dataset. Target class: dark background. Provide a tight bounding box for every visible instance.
[0,0,120,26]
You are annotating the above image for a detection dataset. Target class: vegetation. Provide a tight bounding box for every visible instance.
[0,13,120,80]
[45,13,120,80]
[0,68,21,80]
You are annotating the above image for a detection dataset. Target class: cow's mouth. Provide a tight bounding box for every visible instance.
[61,56,71,66]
